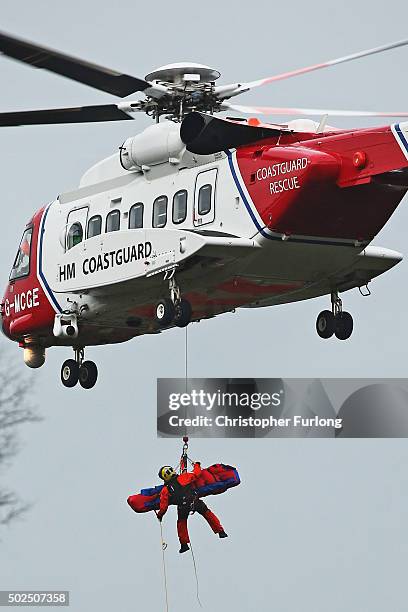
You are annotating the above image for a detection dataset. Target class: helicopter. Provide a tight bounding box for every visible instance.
[1,30,408,389]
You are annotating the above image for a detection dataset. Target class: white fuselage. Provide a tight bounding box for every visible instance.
[35,123,401,346]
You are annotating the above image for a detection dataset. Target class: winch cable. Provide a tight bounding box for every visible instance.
[169,329,203,607]
[184,326,189,439]
[156,329,202,611]
[185,326,188,393]
[156,328,190,612]
[156,511,170,612]
[179,436,204,608]
[177,325,190,472]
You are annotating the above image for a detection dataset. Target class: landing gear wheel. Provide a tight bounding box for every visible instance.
[61,359,79,387]
[79,360,98,389]
[155,299,175,327]
[334,311,353,340]
[316,310,335,339]
[174,299,192,328]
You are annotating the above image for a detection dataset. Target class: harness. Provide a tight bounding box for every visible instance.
[166,476,196,510]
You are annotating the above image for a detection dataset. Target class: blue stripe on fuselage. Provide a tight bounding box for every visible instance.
[38,203,62,313]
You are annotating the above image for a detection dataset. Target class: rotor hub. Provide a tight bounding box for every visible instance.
[142,64,223,121]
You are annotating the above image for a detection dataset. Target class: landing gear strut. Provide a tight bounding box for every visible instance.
[61,348,98,389]
[316,291,353,340]
[155,275,192,329]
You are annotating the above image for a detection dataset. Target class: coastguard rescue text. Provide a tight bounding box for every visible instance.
[256,157,308,195]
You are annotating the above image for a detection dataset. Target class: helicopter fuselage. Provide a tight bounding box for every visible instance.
[2,118,408,367]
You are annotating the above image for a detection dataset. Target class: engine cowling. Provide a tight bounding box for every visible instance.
[119,122,185,171]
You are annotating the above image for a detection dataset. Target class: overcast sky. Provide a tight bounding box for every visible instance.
[1,1,408,610]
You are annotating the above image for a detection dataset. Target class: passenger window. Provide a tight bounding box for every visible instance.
[87,215,102,238]
[198,184,212,215]
[172,190,187,224]
[129,203,144,229]
[106,209,120,232]
[152,196,168,228]
[10,227,33,280]
[66,222,83,250]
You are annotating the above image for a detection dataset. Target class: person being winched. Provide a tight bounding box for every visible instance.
[157,463,228,553]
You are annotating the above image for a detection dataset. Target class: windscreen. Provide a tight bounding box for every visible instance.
[9,226,33,280]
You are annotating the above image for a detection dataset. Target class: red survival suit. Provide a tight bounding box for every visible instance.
[157,463,225,545]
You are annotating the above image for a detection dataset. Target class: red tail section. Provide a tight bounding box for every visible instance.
[235,123,408,242]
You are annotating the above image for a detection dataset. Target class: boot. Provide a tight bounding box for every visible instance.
[179,543,190,553]
[218,531,228,538]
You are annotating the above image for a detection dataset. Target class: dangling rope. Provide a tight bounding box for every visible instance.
[156,513,170,612]
[189,537,203,608]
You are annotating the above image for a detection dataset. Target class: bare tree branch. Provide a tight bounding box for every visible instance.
[0,349,40,529]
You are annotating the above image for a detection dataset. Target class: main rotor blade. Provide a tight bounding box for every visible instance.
[216,38,408,99]
[0,31,165,98]
[223,102,408,118]
[181,111,280,154]
[0,103,141,127]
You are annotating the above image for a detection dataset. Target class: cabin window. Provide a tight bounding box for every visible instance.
[106,209,120,232]
[129,203,144,229]
[87,215,102,238]
[172,190,187,224]
[198,184,212,215]
[152,196,168,228]
[9,226,33,280]
[66,222,83,250]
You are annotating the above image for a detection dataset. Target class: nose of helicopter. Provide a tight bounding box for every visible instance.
[0,300,5,336]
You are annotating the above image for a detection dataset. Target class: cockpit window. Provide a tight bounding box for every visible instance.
[10,226,33,280]
[66,222,83,250]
